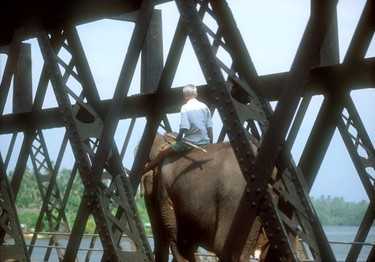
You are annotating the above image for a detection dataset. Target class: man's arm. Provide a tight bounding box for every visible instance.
[207,127,213,144]
[176,128,188,141]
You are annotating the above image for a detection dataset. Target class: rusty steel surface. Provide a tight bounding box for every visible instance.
[0,0,142,46]
[0,0,374,261]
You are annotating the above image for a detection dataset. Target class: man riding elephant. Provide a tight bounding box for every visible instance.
[141,133,265,261]
[140,84,266,261]
[143,84,213,175]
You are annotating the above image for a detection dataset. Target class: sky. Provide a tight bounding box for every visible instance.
[0,0,374,202]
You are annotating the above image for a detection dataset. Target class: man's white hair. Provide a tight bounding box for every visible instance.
[183,84,198,97]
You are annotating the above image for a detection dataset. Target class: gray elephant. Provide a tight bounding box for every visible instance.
[141,133,266,262]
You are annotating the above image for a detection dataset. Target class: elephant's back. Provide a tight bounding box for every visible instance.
[161,141,245,190]
[160,141,247,221]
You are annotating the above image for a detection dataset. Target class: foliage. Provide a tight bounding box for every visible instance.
[135,195,152,234]
[311,195,369,226]
[9,168,42,209]
[18,211,46,230]
[8,168,150,234]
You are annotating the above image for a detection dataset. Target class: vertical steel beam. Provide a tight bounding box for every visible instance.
[318,3,339,67]
[141,10,163,94]
[287,4,339,148]
[0,29,22,114]
[130,16,189,192]
[13,44,32,113]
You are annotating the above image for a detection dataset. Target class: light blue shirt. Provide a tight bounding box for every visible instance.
[179,98,213,144]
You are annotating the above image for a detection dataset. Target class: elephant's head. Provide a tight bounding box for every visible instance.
[139,132,176,196]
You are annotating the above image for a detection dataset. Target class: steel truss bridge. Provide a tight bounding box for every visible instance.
[0,0,374,261]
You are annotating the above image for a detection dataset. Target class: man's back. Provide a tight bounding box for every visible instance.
[180,98,212,144]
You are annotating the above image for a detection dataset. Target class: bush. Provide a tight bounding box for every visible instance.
[311,195,368,226]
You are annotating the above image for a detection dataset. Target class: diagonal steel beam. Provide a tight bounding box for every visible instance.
[36,21,154,260]
[0,155,29,261]
[339,96,375,261]
[227,0,338,258]
[299,0,375,188]
[61,1,156,260]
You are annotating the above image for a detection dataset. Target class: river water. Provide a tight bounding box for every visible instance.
[324,226,375,261]
[22,226,375,261]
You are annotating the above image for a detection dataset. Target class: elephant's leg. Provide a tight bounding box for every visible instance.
[212,214,249,261]
[143,173,169,262]
[150,210,169,262]
[215,215,262,262]
[213,213,234,260]
[176,236,198,262]
[154,237,170,262]
[160,196,193,262]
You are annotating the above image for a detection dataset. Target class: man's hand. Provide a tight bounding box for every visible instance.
[176,128,187,141]
[207,127,213,143]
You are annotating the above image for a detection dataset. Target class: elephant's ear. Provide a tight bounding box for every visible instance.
[140,170,155,197]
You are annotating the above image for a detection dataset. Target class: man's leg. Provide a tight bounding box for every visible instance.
[143,146,176,174]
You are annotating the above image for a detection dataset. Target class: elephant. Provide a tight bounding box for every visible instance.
[141,132,266,262]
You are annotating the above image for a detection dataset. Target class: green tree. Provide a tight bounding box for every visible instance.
[311,195,368,226]
[9,168,42,209]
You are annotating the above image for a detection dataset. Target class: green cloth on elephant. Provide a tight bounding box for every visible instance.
[171,140,210,153]
[171,141,192,152]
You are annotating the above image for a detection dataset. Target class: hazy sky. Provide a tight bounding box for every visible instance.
[1,0,374,202]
